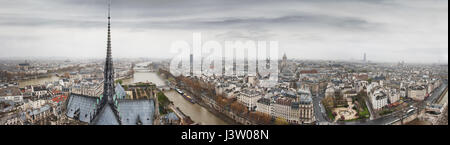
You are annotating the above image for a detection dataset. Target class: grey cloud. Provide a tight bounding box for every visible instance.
[0,16,103,28]
[0,12,379,33]
[0,0,447,63]
[119,14,380,32]
[215,29,277,40]
[0,0,403,29]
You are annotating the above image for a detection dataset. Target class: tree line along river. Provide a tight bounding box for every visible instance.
[122,72,229,125]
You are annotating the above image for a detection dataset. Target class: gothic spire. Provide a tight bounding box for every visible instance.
[103,0,115,106]
[90,0,121,125]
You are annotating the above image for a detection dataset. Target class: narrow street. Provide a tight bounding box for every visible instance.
[312,93,328,124]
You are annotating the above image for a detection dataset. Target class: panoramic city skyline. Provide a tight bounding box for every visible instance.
[0,0,448,63]
[0,0,448,136]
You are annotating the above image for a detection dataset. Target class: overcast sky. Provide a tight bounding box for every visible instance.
[0,0,447,63]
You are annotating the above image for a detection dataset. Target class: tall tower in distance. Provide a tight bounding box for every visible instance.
[190,53,193,76]
[363,53,367,62]
[282,53,287,68]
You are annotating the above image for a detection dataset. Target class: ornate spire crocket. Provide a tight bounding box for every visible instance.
[102,0,115,106]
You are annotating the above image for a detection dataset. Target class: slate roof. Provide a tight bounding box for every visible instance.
[66,93,155,125]
[92,104,120,125]
[118,100,155,125]
[163,112,179,121]
[66,94,98,123]
[115,83,126,99]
